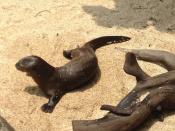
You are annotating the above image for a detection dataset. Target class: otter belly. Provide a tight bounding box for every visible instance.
[58,58,98,91]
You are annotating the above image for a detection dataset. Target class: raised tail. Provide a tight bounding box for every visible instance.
[84,36,131,51]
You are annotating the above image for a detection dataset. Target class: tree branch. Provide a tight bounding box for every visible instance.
[72,85,175,131]
[106,51,175,115]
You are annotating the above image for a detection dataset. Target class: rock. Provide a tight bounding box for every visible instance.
[0,116,14,131]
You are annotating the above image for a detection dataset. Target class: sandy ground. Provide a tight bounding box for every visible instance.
[0,0,175,130]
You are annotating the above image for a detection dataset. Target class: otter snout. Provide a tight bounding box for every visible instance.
[15,61,24,71]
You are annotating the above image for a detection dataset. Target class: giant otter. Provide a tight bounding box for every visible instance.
[15,36,130,113]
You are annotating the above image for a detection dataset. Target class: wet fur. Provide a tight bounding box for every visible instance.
[16,36,130,113]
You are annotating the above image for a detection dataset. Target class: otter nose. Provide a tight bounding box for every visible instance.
[15,62,21,70]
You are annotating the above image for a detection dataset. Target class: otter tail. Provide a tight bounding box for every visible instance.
[85,36,131,51]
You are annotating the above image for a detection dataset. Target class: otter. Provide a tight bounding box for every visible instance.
[15,36,130,113]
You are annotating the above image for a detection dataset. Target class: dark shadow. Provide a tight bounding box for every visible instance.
[0,116,15,131]
[24,86,45,97]
[137,110,175,131]
[82,0,175,33]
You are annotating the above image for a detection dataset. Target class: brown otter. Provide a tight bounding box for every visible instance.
[15,36,130,113]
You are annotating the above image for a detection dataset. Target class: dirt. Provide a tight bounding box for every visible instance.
[0,0,175,131]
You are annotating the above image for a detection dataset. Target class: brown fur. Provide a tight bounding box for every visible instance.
[16,36,130,113]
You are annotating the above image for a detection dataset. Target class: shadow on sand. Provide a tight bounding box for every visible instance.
[0,116,15,131]
[24,86,45,97]
[83,0,175,33]
[137,110,175,131]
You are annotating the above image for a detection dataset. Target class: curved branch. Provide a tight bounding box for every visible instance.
[123,52,150,82]
[106,63,175,115]
[111,50,175,115]
[72,85,175,131]
[116,47,175,71]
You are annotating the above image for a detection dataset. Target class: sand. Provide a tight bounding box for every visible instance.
[0,0,175,130]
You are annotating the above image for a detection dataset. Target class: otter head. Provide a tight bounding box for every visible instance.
[16,55,55,85]
[16,56,41,73]
[16,55,55,76]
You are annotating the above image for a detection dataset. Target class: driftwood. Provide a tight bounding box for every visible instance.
[112,49,175,115]
[73,85,175,131]
[72,49,175,131]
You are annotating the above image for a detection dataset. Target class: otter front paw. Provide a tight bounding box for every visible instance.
[41,104,54,113]
[63,50,72,59]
